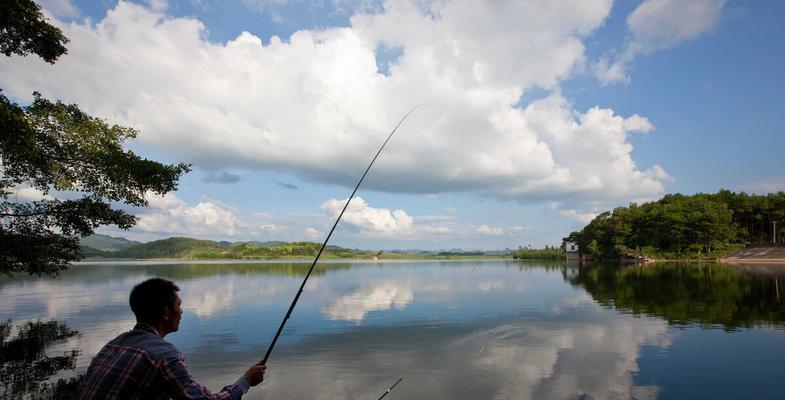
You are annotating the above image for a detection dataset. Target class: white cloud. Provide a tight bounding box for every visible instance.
[330,0,384,15]
[622,114,654,134]
[122,193,306,241]
[477,224,504,236]
[0,0,667,211]
[145,191,186,210]
[38,0,80,19]
[304,227,322,239]
[100,192,458,244]
[260,223,286,235]
[418,225,451,234]
[596,0,726,85]
[134,193,244,238]
[516,96,669,202]
[594,56,630,85]
[321,196,413,237]
[4,186,53,202]
[146,0,169,12]
[549,202,598,224]
[628,0,726,46]
[415,214,452,223]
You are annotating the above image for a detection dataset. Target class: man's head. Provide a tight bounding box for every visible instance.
[129,278,183,335]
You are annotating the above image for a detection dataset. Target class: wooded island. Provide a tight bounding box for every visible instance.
[563,190,785,260]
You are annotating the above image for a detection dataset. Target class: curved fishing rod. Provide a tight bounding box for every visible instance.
[260,105,425,365]
[377,375,404,400]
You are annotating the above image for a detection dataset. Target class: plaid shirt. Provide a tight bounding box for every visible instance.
[78,323,250,399]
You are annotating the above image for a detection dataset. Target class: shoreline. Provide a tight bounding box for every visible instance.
[720,258,785,264]
[76,256,515,264]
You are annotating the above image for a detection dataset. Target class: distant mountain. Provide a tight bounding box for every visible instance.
[109,237,228,259]
[85,238,372,260]
[77,234,512,260]
[80,234,142,252]
[388,248,512,255]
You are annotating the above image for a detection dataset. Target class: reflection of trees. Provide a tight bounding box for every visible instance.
[515,259,565,272]
[0,262,358,288]
[568,263,785,330]
[0,320,82,399]
[145,262,351,280]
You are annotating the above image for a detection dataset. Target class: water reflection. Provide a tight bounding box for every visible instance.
[0,320,82,399]
[323,281,414,322]
[567,262,785,330]
[0,260,783,399]
[245,311,672,399]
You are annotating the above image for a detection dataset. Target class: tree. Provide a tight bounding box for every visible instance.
[0,0,68,63]
[1,0,190,275]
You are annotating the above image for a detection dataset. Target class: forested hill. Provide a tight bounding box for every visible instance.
[80,234,141,251]
[82,237,373,260]
[563,190,785,260]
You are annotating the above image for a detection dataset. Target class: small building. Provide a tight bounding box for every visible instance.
[565,241,579,262]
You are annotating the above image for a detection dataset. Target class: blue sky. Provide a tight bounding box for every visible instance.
[2,0,783,249]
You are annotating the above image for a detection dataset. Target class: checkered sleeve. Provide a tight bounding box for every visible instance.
[161,352,247,400]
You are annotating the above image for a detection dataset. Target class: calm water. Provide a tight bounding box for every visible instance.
[1,260,784,399]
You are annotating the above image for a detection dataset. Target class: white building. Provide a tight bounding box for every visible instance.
[565,241,579,262]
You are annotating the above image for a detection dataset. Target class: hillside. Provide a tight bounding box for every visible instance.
[105,237,228,259]
[79,236,512,260]
[85,237,377,260]
[80,234,142,251]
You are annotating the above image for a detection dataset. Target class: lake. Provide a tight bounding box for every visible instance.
[1,260,784,399]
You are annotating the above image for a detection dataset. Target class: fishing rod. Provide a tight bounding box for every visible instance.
[260,105,424,365]
[377,375,405,400]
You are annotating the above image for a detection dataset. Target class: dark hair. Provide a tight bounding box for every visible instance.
[129,278,180,323]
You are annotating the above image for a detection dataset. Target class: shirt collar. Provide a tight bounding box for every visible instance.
[134,322,162,337]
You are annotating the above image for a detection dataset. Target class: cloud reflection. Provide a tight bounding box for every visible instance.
[1,261,674,400]
[468,318,670,399]
[241,311,671,400]
[322,281,414,322]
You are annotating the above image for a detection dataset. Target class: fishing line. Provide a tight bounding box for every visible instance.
[260,104,427,365]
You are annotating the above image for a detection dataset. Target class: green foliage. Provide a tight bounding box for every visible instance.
[0,7,190,276]
[91,238,379,260]
[586,240,599,256]
[511,245,563,260]
[0,319,83,398]
[563,190,785,260]
[437,251,485,256]
[0,0,68,63]
[106,237,226,259]
[0,92,190,275]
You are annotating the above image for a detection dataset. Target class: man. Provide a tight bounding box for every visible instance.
[79,278,266,399]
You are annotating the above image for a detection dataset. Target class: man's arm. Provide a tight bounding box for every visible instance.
[161,352,265,400]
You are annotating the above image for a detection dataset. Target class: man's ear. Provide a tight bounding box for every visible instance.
[162,306,171,321]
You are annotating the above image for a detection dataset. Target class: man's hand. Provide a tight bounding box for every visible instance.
[244,363,266,386]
